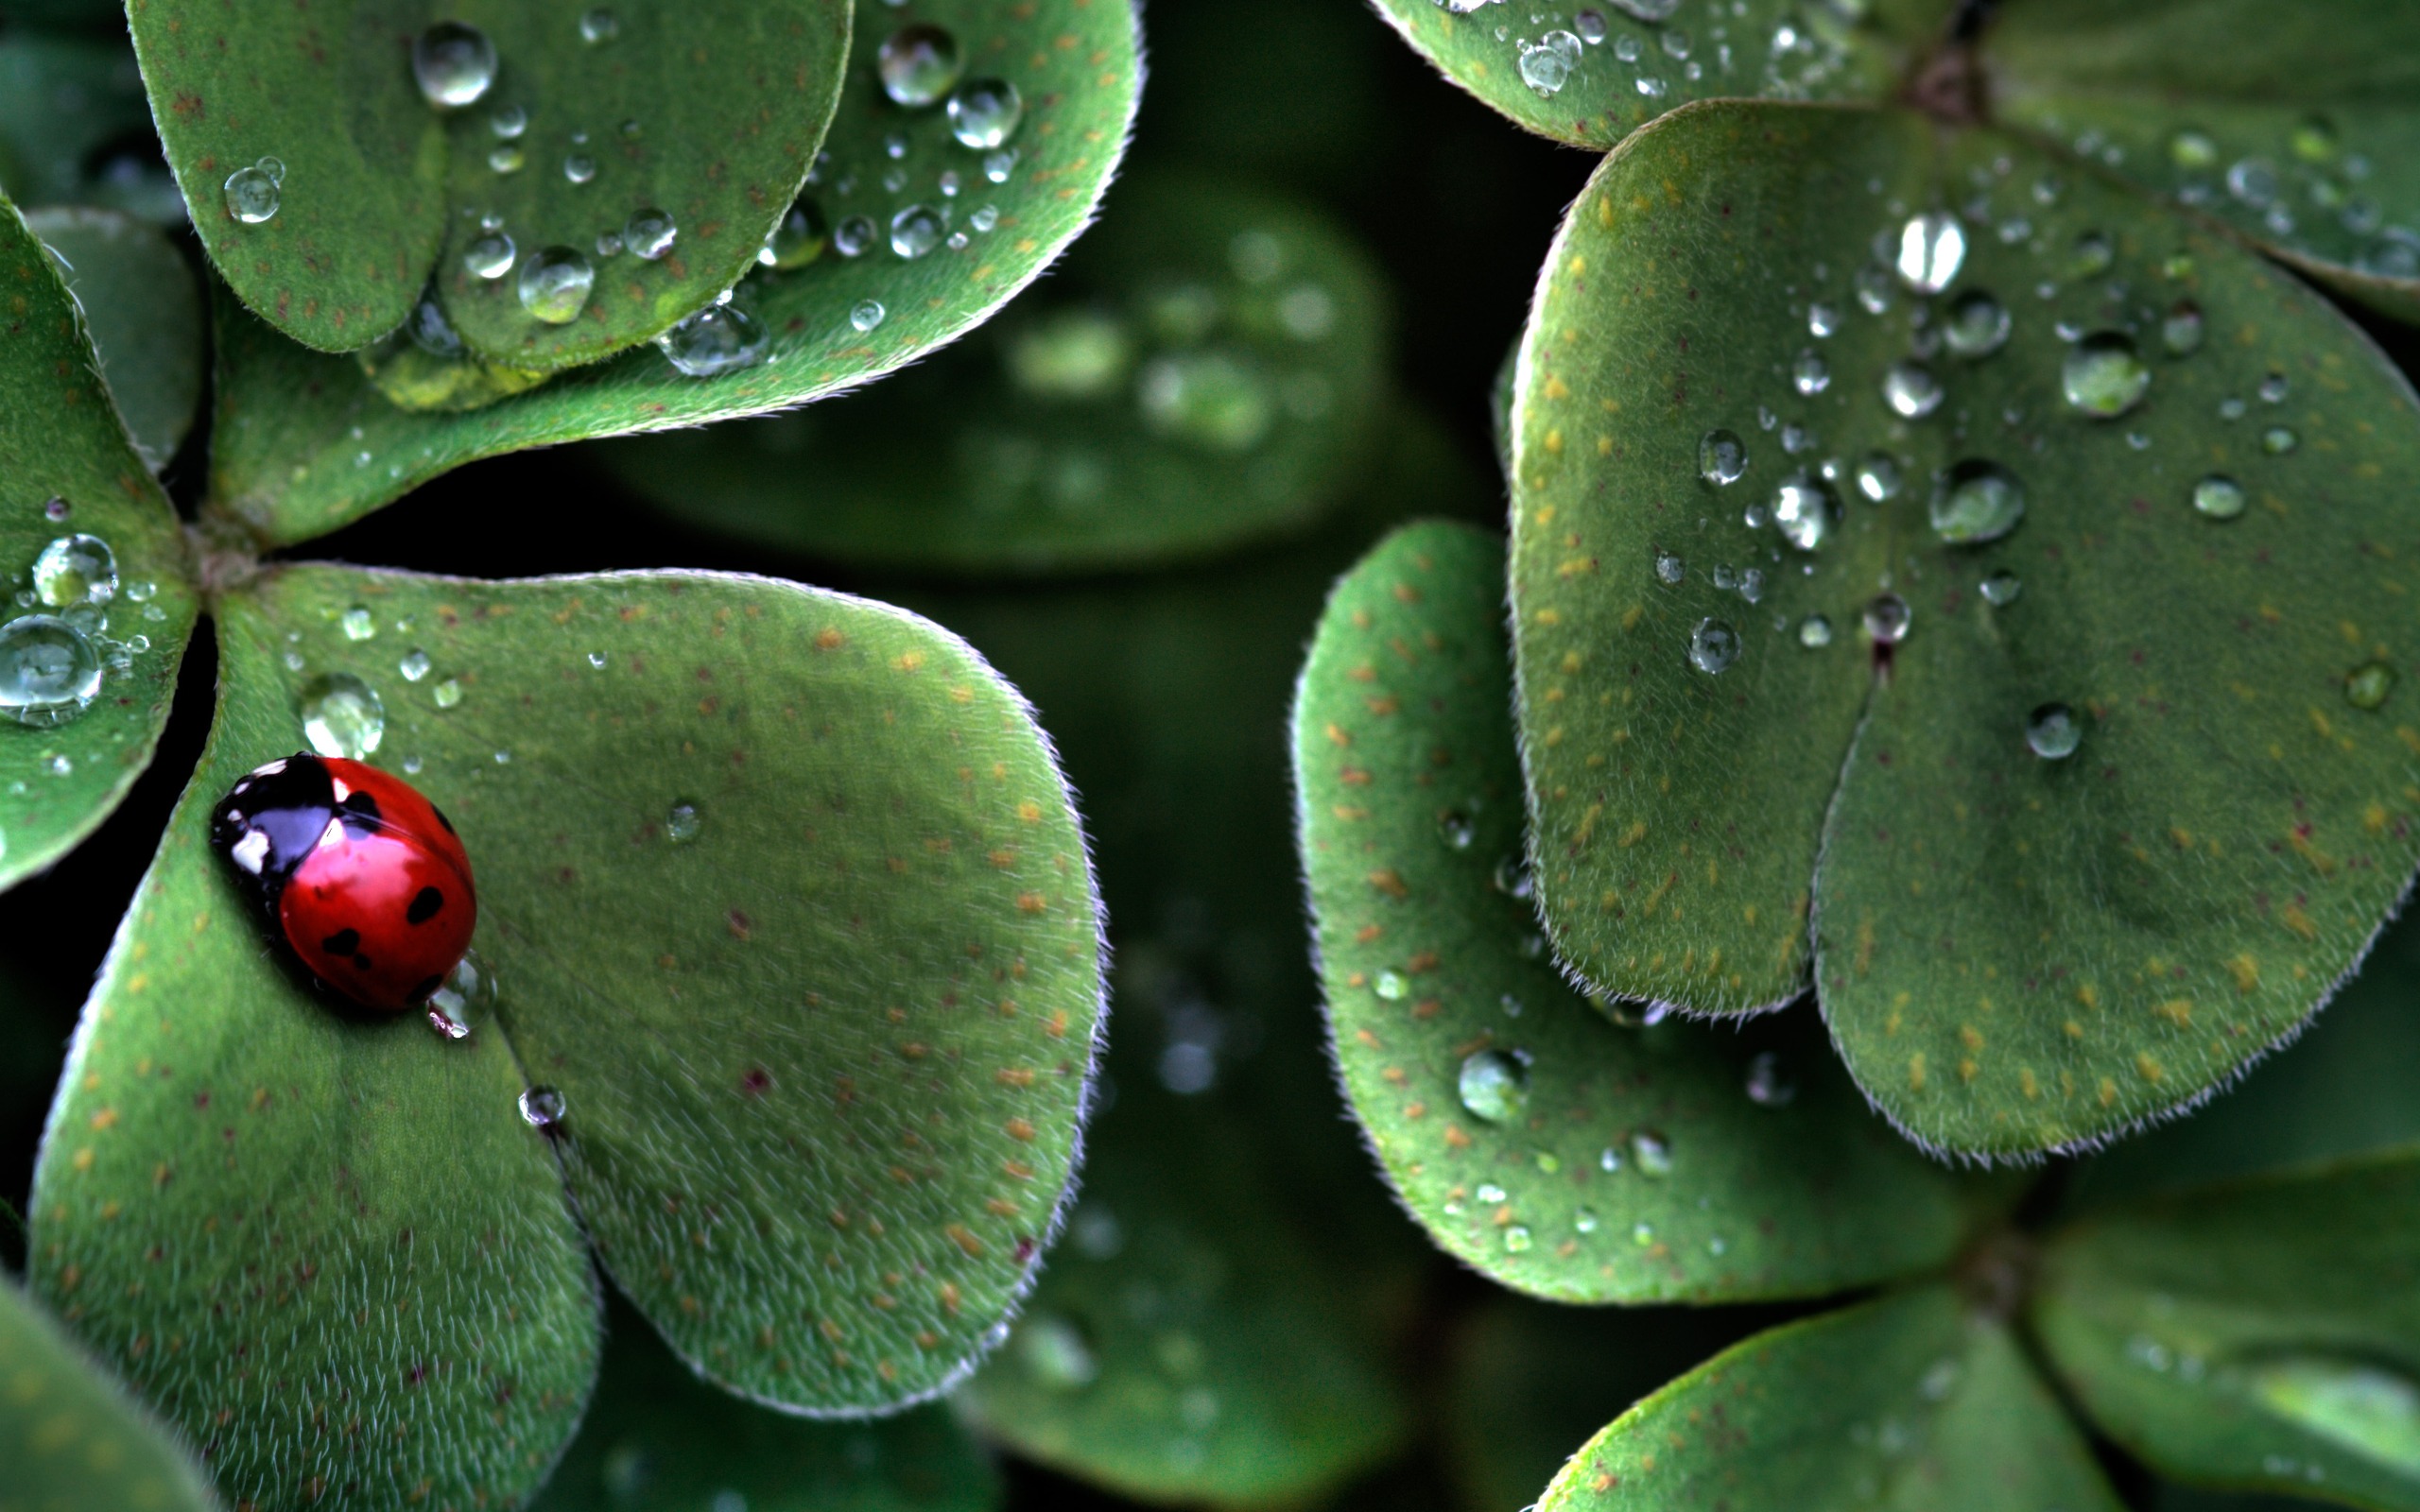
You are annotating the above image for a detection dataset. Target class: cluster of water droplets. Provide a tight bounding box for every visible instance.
[1429,0,1861,106]
[2128,112,2419,280]
[0,513,165,754]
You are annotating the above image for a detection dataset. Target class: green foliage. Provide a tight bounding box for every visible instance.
[1988,0,2420,325]
[27,207,204,469]
[0,195,199,892]
[0,1279,217,1512]
[202,0,1141,549]
[2037,1153,2420,1508]
[0,32,183,224]
[601,172,1388,576]
[131,0,845,361]
[1297,521,1981,1301]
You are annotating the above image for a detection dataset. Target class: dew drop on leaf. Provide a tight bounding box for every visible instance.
[412,22,498,110]
[2162,301,2206,356]
[1772,474,1840,553]
[850,299,888,334]
[1797,614,1833,649]
[2263,425,2300,455]
[425,950,495,1040]
[2346,663,2396,711]
[578,7,619,44]
[2025,702,2081,760]
[2062,332,2152,419]
[1655,549,1685,585]
[1928,459,2028,546]
[33,534,116,608]
[1457,1048,1530,1123]
[432,678,464,710]
[877,24,963,108]
[1019,1314,1099,1391]
[223,162,281,224]
[1698,429,1747,487]
[889,204,945,260]
[339,606,375,642]
[2193,475,2248,521]
[519,1084,566,1131]
[1373,969,1408,1001]
[1517,30,1583,96]
[1980,570,2022,607]
[1493,856,1533,900]
[1744,1051,1796,1106]
[1440,811,1476,850]
[759,198,829,269]
[1688,618,1741,675]
[1865,594,1911,646]
[624,208,677,261]
[1856,452,1902,503]
[516,247,596,324]
[1503,1225,1534,1253]
[463,232,516,280]
[666,801,702,843]
[658,304,771,378]
[1882,361,1944,420]
[1943,291,2012,359]
[947,78,1023,149]
[0,615,102,728]
[1630,1128,1673,1176]
[1791,350,1830,396]
[1893,212,1965,294]
[299,673,385,759]
[2169,129,2219,170]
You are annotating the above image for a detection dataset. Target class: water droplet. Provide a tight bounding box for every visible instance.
[2228,157,2281,206]
[1517,29,1583,95]
[1574,1208,1599,1234]
[1698,429,1746,486]
[1688,618,1741,675]
[519,1084,566,1131]
[1882,361,1945,420]
[2190,474,2248,521]
[1855,452,1902,503]
[760,197,828,269]
[1503,1225,1534,1253]
[425,950,495,1040]
[33,535,116,608]
[1476,1182,1507,1205]
[490,104,527,139]
[1655,550,1685,585]
[1791,350,1831,396]
[1894,212,1966,294]
[1018,1314,1098,1390]
[0,615,102,728]
[2162,301,2205,356]
[1630,1129,1672,1176]
[1598,1146,1621,1173]
[2247,1355,2420,1475]
[299,673,385,759]
[624,208,677,260]
[2169,129,2219,170]
[890,204,945,259]
[2067,230,2115,278]
[2259,371,2291,404]
[1632,1222,1656,1246]
[1374,970,1408,1001]
[1943,291,2011,359]
[562,152,596,185]
[1457,1048,1530,1123]
[339,606,375,642]
[1493,856,1534,900]
[432,678,464,710]
[516,247,595,324]
[2346,662,2395,711]
[413,22,498,110]
[408,292,465,356]
[2062,332,2152,418]
[463,231,516,280]
[579,7,619,43]
[2263,425,2300,455]
[666,801,702,843]
[946,77,1024,150]
[1772,473,1840,553]
[1865,594,1911,645]
[1798,614,1833,649]
[1440,811,1476,850]
[1928,459,2027,545]
[2026,702,2082,760]
[878,23,963,107]
[1855,265,1894,315]
[658,303,770,378]
[1744,1051,1796,1106]
[223,162,280,224]
[399,648,432,682]
[1808,301,1840,338]
[1138,353,1273,452]
[1980,570,2022,606]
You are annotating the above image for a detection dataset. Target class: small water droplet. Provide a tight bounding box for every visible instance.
[42,497,69,523]
[1457,1048,1530,1123]
[1928,459,2027,545]
[1894,212,1966,294]
[2062,332,2152,418]
[339,606,375,642]
[519,1084,566,1131]
[33,535,116,608]
[1440,811,1476,850]
[1744,1051,1796,1106]
[579,7,619,43]
[425,951,495,1040]
[1855,452,1902,503]
[0,615,102,728]
[666,800,702,843]
[2169,129,2219,170]
[1855,265,1894,315]
[2026,702,2082,760]
[2162,301,2205,355]
[1943,291,2011,359]
[1477,1182,1507,1205]
[878,23,963,107]
[1791,349,1830,396]
[516,247,595,324]
[413,22,498,110]
[2346,662,2395,711]
[562,152,596,185]
[1772,474,1840,552]
[2228,157,2282,206]
[1373,970,1408,1002]
[1688,618,1741,675]
[1808,301,1840,338]
[850,299,888,334]
[1517,29,1583,95]
[658,303,770,378]
[2262,425,2300,455]
[1630,1129,1672,1177]
[1493,856,1534,900]
[2259,371,2291,404]
[1698,428,1746,486]
[1655,550,1685,585]
[1137,353,1272,451]
[299,673,385,759]
[490,104,527,139]
[398,648,432,682]
[1882,361,1945,420]
[945,77,1024,150]
[1980,570,2022,606]
[1503,1225,1534,1253]
[463,232,516,280]
[2068,230,2115,278]
[2192,475,2247,521]
[625,208,677,260]
[1574,1208,1599,1234]
[432,678,464,710]
[1798,614,1833,649]
[223,162,280,224]
[1865,594,1911,645]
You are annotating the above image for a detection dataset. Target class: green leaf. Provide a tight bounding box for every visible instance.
[1299,520,1977,1301]
[1987,0,2420,325]
[1538,1284,2125,1512]
[0,31,187,226]
[0,1279,217,1512]
[599,171,1389,576]
[0,195,199,893]
[27,206,203,470]
[529,1298,1001,1512]
[133,0,845,363]
[204,0,1142,550]
[1509,99,2420,1157]
[1361,0,1950,150]
[2035,1152,2420,1508]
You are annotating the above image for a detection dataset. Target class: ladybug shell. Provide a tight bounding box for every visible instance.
[211,753,476,1013]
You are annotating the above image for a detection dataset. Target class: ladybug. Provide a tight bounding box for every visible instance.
[211,753,477,1013]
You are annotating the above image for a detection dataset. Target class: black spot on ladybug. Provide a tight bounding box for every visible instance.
[406,886,444,924]
[410,975,443,1004]
[432,804,457,836]
[338,789,384,840]
[353,953,374,972]
[321,928,362,956]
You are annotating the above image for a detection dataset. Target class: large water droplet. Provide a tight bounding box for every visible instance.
[33,534,116,608]
[2193,475,2247,521]
[1518,30,1583,95]
[2062,332,2152,418]
[658,303,770,378]
[1798,614,1833,649]
[1744,1051,1796,1106]
[463,232,516,280]
[413,22,498,110]
[1980,570,2022,606]
[223,162,280,224]
[2346,662,2396,711]
[947,78,1024,149]
[890,204,945,259]
[299,673,385,759]
[1928,459,2027,545]
[1882,361,1945,420]
[2026,703,2081,760]
[516,247,594,324]
[2162,301,2205,356]
[1630,1129,1673,1176]
[1943,291,2011,359]
[519,1084,566,1131]
[1687,618,1740,675]
[1655,550,1685,585]
[1865,594,1911,645]
[1699,428,1747,486]
[850,299,887,333]
[878,24,963,107]
[1856,452,1903,503]
[666,800,702,843]
[625,208,677,260]
[0,615,103,728]
[1894,212,1966,294]
[1791,350,1830,396]
[1772,473,1840,553]
[1457,1048,1530,1123]
[425,950,495,1040]
[760,197,828,269]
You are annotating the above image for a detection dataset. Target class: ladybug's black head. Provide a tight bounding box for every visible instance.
[212,753,337,904]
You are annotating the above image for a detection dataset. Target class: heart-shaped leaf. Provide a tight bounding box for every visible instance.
[1987,0,2420,325]
[0,31,186,226]
[133,0,845,363]
[1300,520,1979,1301]
[598,172,1389,576]
[205,0,1142,551]
[27,206,203,470]
[0,1279,216,1512]
[1538,1284,2125,1511]
[1509,99,2420,1158]
[0,195,199,892]
[2035,1152,2420,1508]
[529,1298,1001,1512]
[1362,0,1951,150]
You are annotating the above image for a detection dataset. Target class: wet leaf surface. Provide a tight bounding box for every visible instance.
[1298,521,1979,1301]
[26,206,203,470]
[1510,100,2420,1157]
[204,0,1140,550]
[0,1280,217,1512]
[0,30,184,226]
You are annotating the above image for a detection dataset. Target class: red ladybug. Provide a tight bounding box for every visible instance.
[211,753,477,1012]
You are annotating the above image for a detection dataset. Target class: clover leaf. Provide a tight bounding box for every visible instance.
[27,207,203,471]
[0,30,183,225]
[204,0,1141,550]
[0,1279,216,1512]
